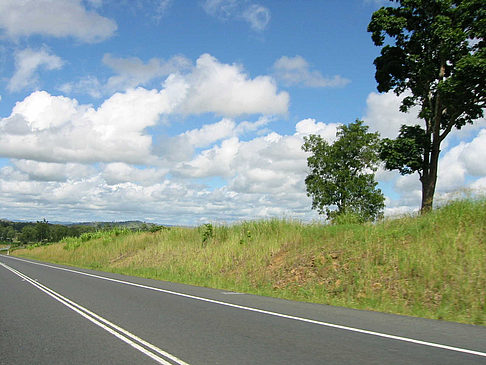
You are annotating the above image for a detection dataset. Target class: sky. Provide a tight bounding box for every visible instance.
[0,0,484,225]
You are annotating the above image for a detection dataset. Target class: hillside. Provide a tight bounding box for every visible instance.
[13,199,486,325]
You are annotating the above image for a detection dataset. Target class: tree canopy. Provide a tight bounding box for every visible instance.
[368,0,485,212]
[302,120,385,223]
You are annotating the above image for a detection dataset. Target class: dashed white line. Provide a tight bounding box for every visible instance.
[3,255,486,359]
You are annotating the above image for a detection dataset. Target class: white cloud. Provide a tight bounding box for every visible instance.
[202,0,270,31]
[179,118,236,148]
[60,54,191,97]
[101,163,168,186]
[1,54,288,165]
[470,177,486,193]
[203,0,238,19]
[61,54,288,117]
[436,143,467,192]
[174,137,240,178]
[173,118,338,195]
[59,76,103,99]
[8,48,64,92]
[102,54,192,92]
[460,129,486,176]
[273,55,350,88]
[0,89,169,164]
[242,4,270,31]
[362,91,423,138]
[166,54,289,116]
[0,0,116,43]
[12,160,96,182]
[295,118,340,141]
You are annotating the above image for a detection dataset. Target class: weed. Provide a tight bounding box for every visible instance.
[201,223,214,245]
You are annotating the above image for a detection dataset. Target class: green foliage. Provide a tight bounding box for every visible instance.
[35,219,50,242]
[302,120,385,223]
[149,224,169,233]
[380,124,429,176]
[368,0,486,211]
[0,225,15,243]
[62,227,132,250]
[201,223,214,245]
[19,225,37,244]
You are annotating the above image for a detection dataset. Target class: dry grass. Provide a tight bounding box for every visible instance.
[16,199,486,325]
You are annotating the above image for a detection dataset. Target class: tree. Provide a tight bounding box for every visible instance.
[19,225,36,244]
[302,120,385,223]
[368,0,485,213]
[35,219,50,242]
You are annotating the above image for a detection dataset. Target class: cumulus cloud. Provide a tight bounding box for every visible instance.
[202,0,270,31]
[0,0,117,43]
[459,129,486,176]
[179,118,236,148]
[8,48,64,92]
[174,118,339,192]
[273,56,350,88]
[0,89,169,164]
[295,118,341,141]
[362,91,422,138]
[60,54,288,116]
[167,54,289,116]
[1,54,288,165]
[436,144,467,192]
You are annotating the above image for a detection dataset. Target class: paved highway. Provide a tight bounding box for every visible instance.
[1,255,485,364]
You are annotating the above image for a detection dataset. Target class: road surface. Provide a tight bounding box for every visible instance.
[1,255,485,364]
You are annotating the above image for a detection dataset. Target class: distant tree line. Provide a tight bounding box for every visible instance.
[0,219,161,246]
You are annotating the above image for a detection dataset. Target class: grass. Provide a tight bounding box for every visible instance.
[14,198,486,325]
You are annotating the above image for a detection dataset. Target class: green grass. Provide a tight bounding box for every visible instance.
[15,198,486,325]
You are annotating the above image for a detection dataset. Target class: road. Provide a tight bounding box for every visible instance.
[1,255,485,364]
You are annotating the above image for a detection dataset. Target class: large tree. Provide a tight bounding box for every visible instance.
[302,120,385,223]
[368,0,485,212]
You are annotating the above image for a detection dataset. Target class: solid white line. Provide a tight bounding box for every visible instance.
[0,262,190,365]
[4,255,486,358]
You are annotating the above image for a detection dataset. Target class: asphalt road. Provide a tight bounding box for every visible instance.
[1,254,485,364]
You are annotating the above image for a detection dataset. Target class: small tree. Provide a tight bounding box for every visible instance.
[302,120,385,223]
[368,0,485,213]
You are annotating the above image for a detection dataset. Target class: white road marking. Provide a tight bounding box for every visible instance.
[4,255,486,358]
[0,262,190,365]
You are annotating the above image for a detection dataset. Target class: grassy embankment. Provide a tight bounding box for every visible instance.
[14,199,486,325]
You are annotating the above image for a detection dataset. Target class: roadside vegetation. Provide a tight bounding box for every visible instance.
[0,219,162,246]
[13,198,486,326]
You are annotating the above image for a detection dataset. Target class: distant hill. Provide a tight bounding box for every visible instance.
[65,221,158,229]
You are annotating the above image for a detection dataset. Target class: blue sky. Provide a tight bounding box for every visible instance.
[0,0,484,225]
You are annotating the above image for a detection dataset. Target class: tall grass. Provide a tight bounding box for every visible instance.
[15,199,486,325]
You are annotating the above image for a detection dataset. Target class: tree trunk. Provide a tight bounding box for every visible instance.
[420,140,440,214]
[420,173,436,213]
